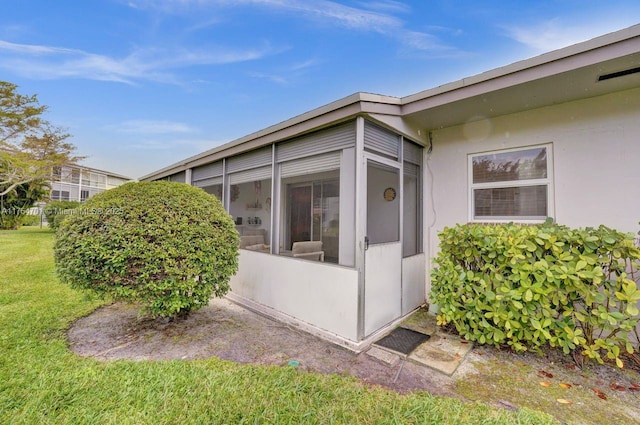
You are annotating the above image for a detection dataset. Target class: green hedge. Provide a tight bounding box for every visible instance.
[54,181,239,318]
[430,223,640,367]
[20,213,41,226]
[43,200,81,230]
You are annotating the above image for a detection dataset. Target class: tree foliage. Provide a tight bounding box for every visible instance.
[0,178,48,229]
[0,81,80,198]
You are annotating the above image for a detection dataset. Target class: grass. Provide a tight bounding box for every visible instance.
[456,348,640,425]
[0,227,557,424]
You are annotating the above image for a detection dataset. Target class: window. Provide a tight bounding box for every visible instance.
[81,190,89,202]
[281,170,340,263]
[52,167,62,181]
[60,191,70,201]
[403,161,421,257]
[229,178,272,253]
[366,161,399,245]
[108,176,128,187]
[202,184,222,200]
[60,167,73,183]
[469,144,552,221]
[71,169,80,184]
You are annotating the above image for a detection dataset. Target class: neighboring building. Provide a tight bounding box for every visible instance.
[50,165,132,202]
[141,25,640,351]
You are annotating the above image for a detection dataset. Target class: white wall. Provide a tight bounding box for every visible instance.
[230,250,360,341]
[425,87,640,297]
[402,253,426,314]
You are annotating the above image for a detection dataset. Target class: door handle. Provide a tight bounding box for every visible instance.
[364,236,369,251]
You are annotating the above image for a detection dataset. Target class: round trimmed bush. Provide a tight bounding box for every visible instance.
[54,181,239,318]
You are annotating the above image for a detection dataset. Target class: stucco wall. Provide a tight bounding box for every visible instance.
[230,250,359,341]
[425,87,640,297]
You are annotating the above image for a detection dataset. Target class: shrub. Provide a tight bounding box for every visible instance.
[431,223,640,367]
[51,209,73,230]
[54,181,239,318]
[20,213,41,226]
[44,200,81,230]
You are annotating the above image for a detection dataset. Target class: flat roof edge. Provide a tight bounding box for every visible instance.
[141,24,640,181]
[401,23,640,105]
[61,163,134,180]
[140,92,401,180]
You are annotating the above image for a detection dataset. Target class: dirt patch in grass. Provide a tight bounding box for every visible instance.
[68,298,459,396]
[455,343,640,424]
[69,299,640,424]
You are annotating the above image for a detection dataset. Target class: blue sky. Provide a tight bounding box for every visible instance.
[1,1,638,179]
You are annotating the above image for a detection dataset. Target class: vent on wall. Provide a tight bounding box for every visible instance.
[598,66,640,81]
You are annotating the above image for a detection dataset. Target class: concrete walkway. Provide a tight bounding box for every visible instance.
[368,307,473,376]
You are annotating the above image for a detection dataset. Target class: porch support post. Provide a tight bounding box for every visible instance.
[355,116,366,341]
[77,167,83,201]
[222,158,229,211]
[270,144,280,255]
[185,168,192,186]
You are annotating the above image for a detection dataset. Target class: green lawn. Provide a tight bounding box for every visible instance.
[0,227,556,424]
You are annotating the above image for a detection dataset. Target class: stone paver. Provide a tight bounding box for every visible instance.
[366,346,401,366]
[408,333,473,376]
[370,308,473,376]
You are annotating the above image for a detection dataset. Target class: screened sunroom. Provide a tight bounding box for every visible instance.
[141,24,640,350]
[149,116,426,350]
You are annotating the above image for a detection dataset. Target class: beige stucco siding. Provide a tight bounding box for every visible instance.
[424,87,640,298]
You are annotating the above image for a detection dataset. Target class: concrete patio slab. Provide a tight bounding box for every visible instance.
[366,346,401,366]
[408,333,473,376]
[399,308,437,336]
[368,307,473,376]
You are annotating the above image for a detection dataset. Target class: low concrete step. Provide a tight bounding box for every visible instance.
[408,333,473,376]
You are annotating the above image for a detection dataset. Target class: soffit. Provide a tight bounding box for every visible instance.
[402,38,640,131]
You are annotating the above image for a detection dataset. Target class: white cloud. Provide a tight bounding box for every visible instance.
[0,40,79,55]
[247,71,288,85]
[112,120,196,134]
[356,1,411,14]
[129,0,459,54]
[399,30,450,52]
[128,0,402,31]
[503,18,637,52]
[253,0,402,33]
[0,39,279,84]
[290,58,320,71]
[128,138,220,151]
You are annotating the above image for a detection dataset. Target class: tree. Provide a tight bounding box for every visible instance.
[54,182,240,319]
[0,81,80,198]
[0,178,49,229]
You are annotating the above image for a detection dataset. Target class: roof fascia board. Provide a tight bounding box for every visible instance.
[142,25,639,181]
[365,113,427,145]
[139,98,354,180]
[64,163,133,180]
[401,24,640,113]
[185,102,368,169]
[141,92,404,180]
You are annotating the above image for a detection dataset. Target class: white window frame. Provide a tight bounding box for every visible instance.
[468,143,554,223]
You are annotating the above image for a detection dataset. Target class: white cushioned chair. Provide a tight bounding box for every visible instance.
[239,234,265,249]
[292,241,324,262]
